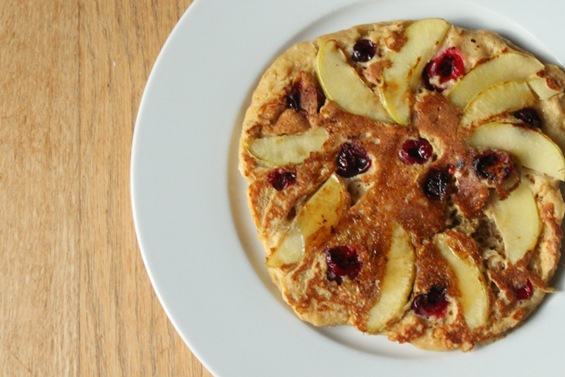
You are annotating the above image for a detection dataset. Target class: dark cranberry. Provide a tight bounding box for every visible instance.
[515,280,534,300]
[267,169,296,191]
[336,143,371,178]
[325,245,363,285]
[513,107,542,128]
[423,167,452,201]
[423,48,465,92]
[399,138,433,165]
[351,39,377,63]
[412,286,449,318]
[286,84,301,110]
[473,151,516,183]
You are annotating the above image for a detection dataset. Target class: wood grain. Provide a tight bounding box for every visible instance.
[0,1,213,376]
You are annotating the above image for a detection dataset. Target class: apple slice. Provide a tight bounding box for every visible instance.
[487,180,541,265]
[460,81,535,128]
[315,40,391,122]
[367,223,415,332]
[528,75,562,100]
[467,122,565,181]
[248,126,328,166]
[266,174,348,267]
[449,52,544,109]
[434,232,489,330]
[266,227,304,267]
[380,18,449,125]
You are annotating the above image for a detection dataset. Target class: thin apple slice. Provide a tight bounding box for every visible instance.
[267,174,347,267]
[467,122,565,181]
[460,81,535,128]
[266,227,304,267]
[487,180,541,265]
[367,223,415,332]
[248,126,328,166]
[434,232,489,330]
[381,18,449,125]
[528,75,562,100]
[315,40,391,122]
[449,52,544,109]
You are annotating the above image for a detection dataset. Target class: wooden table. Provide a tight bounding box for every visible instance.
[0,1,212,376]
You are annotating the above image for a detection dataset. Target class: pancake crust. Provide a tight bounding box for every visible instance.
[238,19,565,351]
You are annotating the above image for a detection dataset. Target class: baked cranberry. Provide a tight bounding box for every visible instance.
[351,39,377,63]
[513,107,543,128]
[399,138,433,164]
[325,246,363,285]
[286,84,301,110]
[423,48,465,92]
[516,280,534,300]
[336,143,372,178]
[473,150,516,184]
[412,286,449,318]
[423,167,452,201]
[267,169,296,191]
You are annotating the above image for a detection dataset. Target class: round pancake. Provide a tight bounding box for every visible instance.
[238,19,565,351]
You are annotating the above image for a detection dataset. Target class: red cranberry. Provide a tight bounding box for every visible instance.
[513,107,543,128]
[399,138,433,164]
[325,245,363,285]
[267,169,296,191]
[286,84,301,110]
[351,39,377,63]
[336,143,372,178]
[412,286,449,318]
[515,280,534,300]
[423,167,452,201]
[473,150,516,183]
[423,48,465,92]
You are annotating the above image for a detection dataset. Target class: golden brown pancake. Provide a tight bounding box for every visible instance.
[238,19,565,351]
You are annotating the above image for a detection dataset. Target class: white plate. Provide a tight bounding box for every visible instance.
[131,0,565,375]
